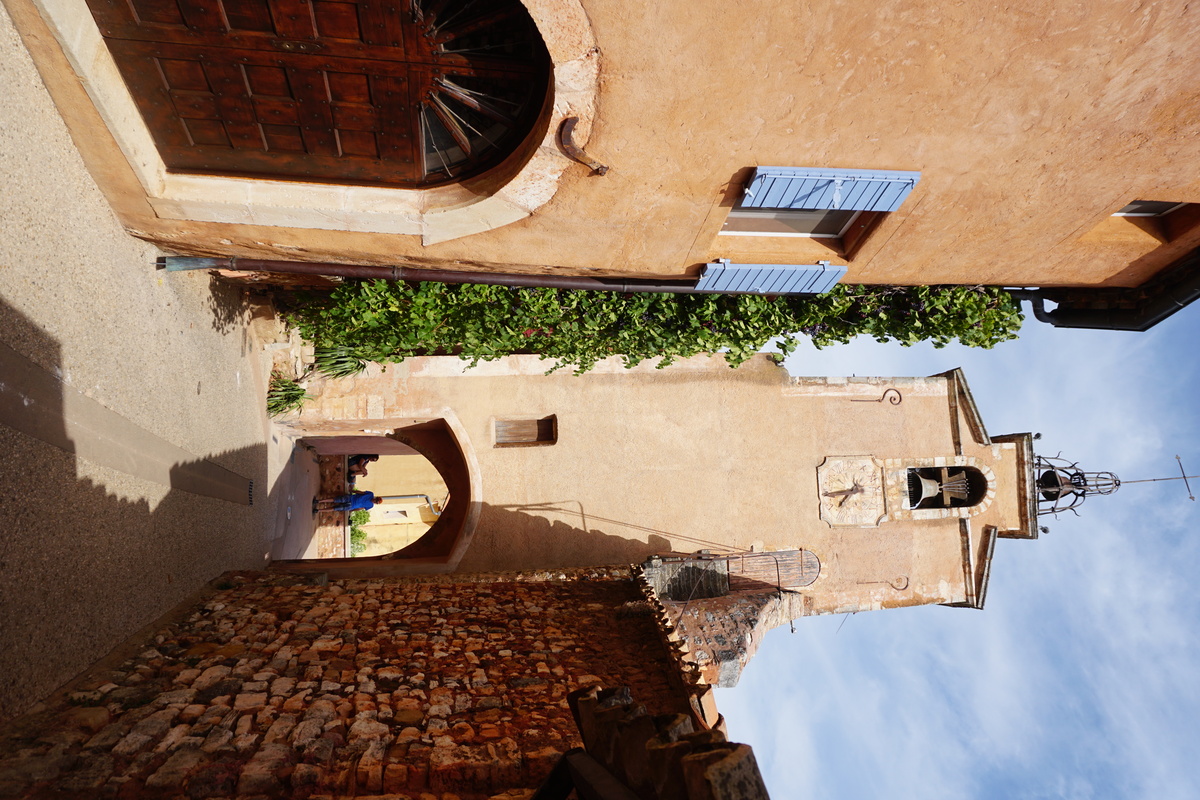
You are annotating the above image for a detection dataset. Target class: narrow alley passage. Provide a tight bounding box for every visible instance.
[0,5,280,723]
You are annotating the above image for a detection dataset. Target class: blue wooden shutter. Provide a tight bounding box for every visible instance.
[695,260,847,294]
[741,167,920,212]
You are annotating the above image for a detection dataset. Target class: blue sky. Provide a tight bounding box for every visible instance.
[715,305,1200,799]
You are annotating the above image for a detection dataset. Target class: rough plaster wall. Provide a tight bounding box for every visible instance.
[11,0,1200,284]
[0,571,692,799]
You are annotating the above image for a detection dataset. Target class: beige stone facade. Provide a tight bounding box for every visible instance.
[277,355,1036,641]
[7,0,1200,295]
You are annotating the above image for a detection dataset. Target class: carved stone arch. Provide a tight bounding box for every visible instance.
[882,456,997,522]
[21,0,600,245]
[272,411,483,578]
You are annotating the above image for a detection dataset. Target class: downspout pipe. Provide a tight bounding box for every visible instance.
[376,494,442,516]
[1009,260,1200,332]
[161,256,729,294]
[1005,290,1059,326]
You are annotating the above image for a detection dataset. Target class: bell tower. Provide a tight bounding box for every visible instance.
[283,352,1159,685]
[640,368,1048,687]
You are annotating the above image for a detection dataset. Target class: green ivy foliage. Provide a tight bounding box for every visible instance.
[349,509,370,557]
[286,281,1023,376]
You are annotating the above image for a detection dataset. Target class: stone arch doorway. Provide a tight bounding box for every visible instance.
[82,0,551,189]
[277,417,481,575]
[17,0,599,244]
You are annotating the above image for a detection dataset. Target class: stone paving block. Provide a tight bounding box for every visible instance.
[264,713,298,744]
[349,718,391,741]
[83,722,126,751]
[0,572,701,798]
[55,752,113,792]
[144,747,205,791]
[186,759,240,798]
[234,692,269,712]
[154,723,194,753]
[111,732,153,757]
[236,742,295,795]
[193,666,233,692]
[61,706,111,735]
[233,733,260,754]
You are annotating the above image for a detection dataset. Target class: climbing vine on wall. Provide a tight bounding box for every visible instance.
[285,281,1023,376]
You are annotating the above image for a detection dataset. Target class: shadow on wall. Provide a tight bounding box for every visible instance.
[269,500,675,580]
[446,501,675,573]
[0,295,274,724]
[204,272,254,337]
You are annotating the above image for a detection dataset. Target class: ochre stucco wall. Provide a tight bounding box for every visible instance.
[8,0,1200,287]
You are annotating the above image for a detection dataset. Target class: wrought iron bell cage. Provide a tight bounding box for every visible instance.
[1035,454,1120,516]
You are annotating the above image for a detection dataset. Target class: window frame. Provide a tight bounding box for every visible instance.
[1092,200,1200,245]
[1112,201,1188,217]
[720,207,863,238]
[719,167,920,256]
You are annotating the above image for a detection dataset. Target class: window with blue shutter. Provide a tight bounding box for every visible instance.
[721,166,920,239]
[741,167,920,212]
[695,260,847,295]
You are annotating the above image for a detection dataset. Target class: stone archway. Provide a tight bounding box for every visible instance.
[275,415,482,576]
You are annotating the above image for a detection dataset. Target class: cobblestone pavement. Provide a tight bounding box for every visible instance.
[0,570,688,799]
[0,4,283,723]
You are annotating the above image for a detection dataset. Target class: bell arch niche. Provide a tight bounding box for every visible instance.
[883,457,997,522]
[24,0,600,244]
[906,466,989,510]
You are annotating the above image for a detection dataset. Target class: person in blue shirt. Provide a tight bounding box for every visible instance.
[314,491,383,513]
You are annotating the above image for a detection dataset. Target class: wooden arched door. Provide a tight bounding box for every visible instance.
[84,0,550,187]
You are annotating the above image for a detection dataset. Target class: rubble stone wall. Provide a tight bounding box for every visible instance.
[0,569,693,799]
[663,590,809,688]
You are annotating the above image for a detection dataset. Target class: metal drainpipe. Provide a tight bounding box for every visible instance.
[160,256,726,294]
[376,494,442,516]
[1004,290,1058,325]
[1008,265,1200,332]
